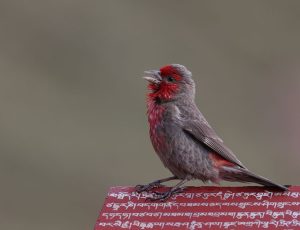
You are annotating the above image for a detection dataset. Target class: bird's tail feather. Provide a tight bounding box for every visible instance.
[220,166,288,191]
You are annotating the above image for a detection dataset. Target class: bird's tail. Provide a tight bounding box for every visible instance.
[220,166,288,191]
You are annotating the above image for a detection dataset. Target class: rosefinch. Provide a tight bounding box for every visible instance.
[136,64,287,201]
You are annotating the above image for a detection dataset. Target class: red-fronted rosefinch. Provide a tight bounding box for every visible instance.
[136,64,287,201]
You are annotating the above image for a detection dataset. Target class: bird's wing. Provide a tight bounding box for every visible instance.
[182,119,246,169]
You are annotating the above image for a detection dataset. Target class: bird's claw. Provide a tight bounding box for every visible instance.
[135,182,163,193]
[147,187,185,202]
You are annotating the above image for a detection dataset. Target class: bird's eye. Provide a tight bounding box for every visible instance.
[166,76,175,82]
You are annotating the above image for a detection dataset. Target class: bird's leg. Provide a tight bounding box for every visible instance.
[148,178,189,202]
[135,176,177,193]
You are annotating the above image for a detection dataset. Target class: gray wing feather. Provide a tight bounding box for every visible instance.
[182,119,246,169]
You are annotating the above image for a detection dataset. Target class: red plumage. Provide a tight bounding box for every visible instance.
[136,64,287,201]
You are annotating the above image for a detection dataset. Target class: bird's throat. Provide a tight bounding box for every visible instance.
[154,97,162,104]
[148,82,178,103]
[147,98,165,129]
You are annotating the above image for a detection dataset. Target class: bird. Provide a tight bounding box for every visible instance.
[135,64,288,201]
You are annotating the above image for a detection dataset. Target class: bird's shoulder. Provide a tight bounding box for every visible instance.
[173,103,223,142]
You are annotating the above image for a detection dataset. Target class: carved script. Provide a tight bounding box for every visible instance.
[95,186,300,229]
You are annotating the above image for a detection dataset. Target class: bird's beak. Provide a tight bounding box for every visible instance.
[143,70,162,84]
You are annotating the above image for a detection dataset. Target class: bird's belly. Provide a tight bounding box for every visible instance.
[150,124,218,181]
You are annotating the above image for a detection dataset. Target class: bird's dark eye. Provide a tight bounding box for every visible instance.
[166,76,175,82]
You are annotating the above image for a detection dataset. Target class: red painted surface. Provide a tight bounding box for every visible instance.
[95,186,300,229]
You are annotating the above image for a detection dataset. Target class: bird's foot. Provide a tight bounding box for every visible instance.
[135,181,163,193]
[147,187,185,202]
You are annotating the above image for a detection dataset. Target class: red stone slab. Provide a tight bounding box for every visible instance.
[95,186,300,229]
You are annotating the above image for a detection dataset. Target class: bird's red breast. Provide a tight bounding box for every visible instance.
[147,98,166,153]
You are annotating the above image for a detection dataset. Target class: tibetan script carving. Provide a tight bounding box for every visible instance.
[94,186,300,229]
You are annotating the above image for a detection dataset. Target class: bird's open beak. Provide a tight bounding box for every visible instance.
[143,70,162,84]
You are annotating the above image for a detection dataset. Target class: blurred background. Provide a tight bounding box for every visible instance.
[1,1,300,229]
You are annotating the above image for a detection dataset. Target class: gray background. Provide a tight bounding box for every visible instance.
[1,1,300,230]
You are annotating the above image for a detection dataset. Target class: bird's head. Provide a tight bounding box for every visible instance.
[143,64,195,103]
